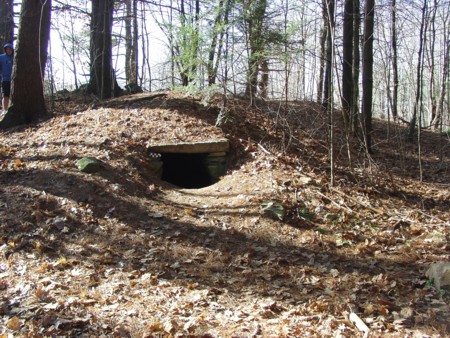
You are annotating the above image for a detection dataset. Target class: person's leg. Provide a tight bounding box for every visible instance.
[2,81,11,111]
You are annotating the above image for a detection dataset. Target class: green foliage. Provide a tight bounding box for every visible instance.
[298,207,312,220]
[424,280,434,288]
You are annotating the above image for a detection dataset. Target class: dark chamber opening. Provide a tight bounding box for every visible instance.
[161,153,213,189]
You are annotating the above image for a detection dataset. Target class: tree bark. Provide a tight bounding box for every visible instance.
[352,0,360,132]
[317,0,328,103]
[342,0,354,130]
[207,0,232,86]
[0,0,14,47]
[125,0,138,86]
[259,58,269,99]
[361,0,375,152]
[408,0,427,139]
[391,0,399,120]
[428,2,437,127]
[0,0,51,129]
[88,0,120,99]
[432,25,449,130]
[322,0,335,113]
[179,0,200,86]
[244,0,267,105]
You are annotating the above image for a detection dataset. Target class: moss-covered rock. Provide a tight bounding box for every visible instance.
[76,157,101,173]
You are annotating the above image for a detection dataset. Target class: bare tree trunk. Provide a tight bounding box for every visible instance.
[317,0,327,103]
[244,0,267,105]
[207,0,232,86]
[342,0,354,130]
[427,2,437,127]
[432,20,449,130]
[180,0,188,86]
[211,0,231,86]
[352,0,360,133]
[283,0,290,101]
[299,5,307,99]
[125,0,138,86]
[167,0,175,88]
[323,0,335,113]
[0,0,51,129]
[391,0,399,120]
[408,0,427,139]
[179,0,200,86]
[88,0,120,99]
[361,0,375,153]
[320,0,336,186]
[207,0,224,86]
[192,0,200,85]
[0,0,14,46]
[259,58,269,99]
[139,1,152,90]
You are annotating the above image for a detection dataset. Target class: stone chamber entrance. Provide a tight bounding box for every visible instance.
[147,139,229,189]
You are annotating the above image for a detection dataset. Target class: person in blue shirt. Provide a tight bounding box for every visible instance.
[0,43,14,112]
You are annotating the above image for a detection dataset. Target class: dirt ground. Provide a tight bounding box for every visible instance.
[0,90,449,337]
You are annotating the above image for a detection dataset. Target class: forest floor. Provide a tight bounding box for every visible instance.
[0,90,449,337]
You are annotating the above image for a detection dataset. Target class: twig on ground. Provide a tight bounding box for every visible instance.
[315,190,356,215]
[330,187,384,215]
[257,143,272,155]
[349,312,370,338]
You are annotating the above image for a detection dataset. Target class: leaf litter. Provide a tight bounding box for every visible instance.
[0,90,448,337]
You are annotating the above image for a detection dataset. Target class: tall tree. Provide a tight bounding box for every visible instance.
[125,0,138,86]
[0,0,14,47]
[431,12,449,130]
[427,1,438,128]
[0,0,51,129]
[342,0,354,130]
[352,0,360,132]
[390,0,399,120]
[177,0,200,86]
[88,0,119,99]
[207,0,233,86]
[243,0,267,104]
[408,0,427,139]
[361,0,375,152]
[322,0,335,113]
[317,0,328,103]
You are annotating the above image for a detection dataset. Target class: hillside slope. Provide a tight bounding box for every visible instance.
[0,90,449,337]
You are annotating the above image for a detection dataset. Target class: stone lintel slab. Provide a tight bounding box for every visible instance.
[147,139,229,154]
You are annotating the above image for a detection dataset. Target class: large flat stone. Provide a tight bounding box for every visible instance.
[147,139,229,154]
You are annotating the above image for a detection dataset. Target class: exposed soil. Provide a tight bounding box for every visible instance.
[0,90,449,337]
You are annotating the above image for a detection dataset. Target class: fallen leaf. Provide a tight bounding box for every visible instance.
[184,208,196,216]
[7,316,20,330]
